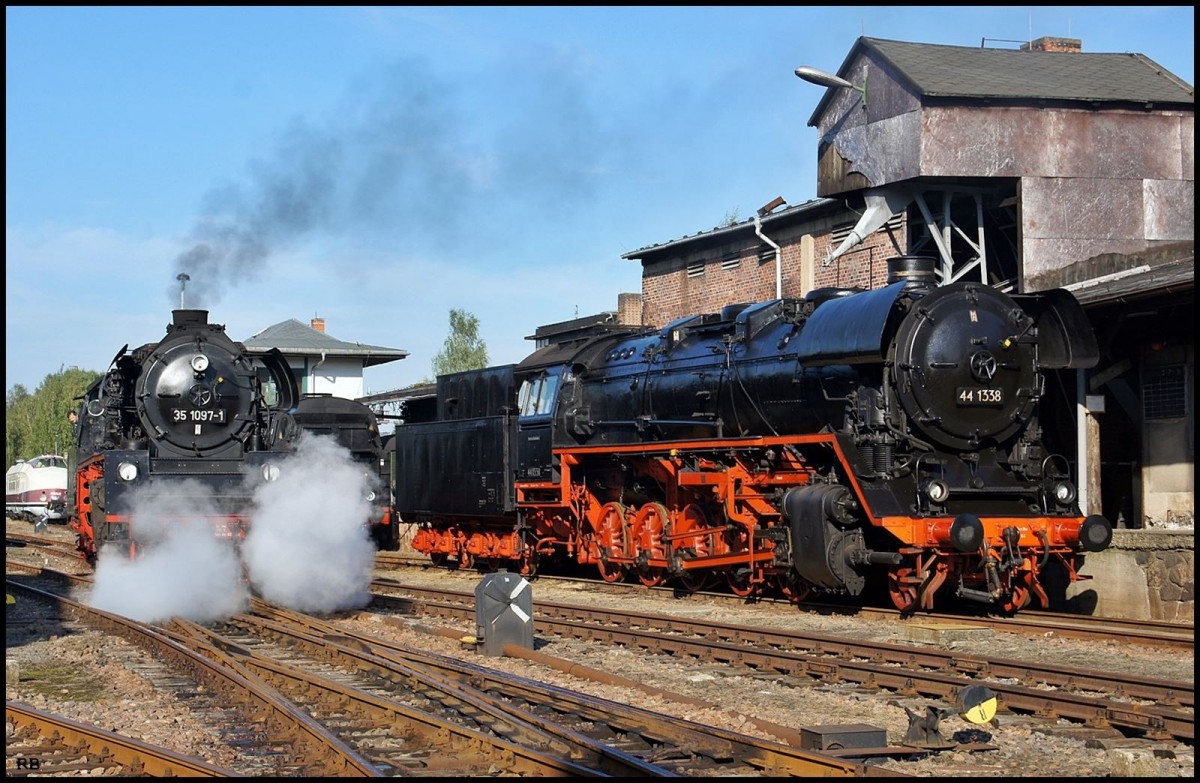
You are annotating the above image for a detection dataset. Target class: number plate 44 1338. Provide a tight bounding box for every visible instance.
[956,387,1004,406]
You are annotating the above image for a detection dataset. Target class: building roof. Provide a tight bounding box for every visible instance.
[808,36,1195,126]
[242,319,408,368]
[1066,246,1195,307]
[357,382,436,406]
[622,197,840,261]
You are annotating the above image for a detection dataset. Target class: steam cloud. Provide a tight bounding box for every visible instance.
[85,433,376,622]
[171,56,618,307]
[87,481,249,623]
[241,432,377,613]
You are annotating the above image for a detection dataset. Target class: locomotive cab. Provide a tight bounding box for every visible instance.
[515,368,561,482]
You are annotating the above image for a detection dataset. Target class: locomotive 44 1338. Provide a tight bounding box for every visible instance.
[70,309,398,562]
[397,256,1113,613]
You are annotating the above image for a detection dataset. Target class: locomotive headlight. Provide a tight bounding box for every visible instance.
[365,490,377,502]
[1049,480,1077,505]
[261,464,281,482]
[922,479,950,504]
[191,354,210,373]
[117,462,139,482]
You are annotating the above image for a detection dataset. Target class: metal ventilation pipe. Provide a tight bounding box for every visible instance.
[755,197,786,299]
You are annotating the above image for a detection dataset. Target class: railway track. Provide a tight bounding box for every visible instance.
[210,599,898,777]
[368,579,1195,743]
[15,532,1193,649]
[8,537,1191,775]
[6,564,896,776]
[374,554,1194,650]
[6,577,382,776]
[6,702,237,777]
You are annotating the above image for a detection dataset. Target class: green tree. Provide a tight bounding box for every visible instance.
[6,368,101,468]
[431,309,490,378]
[719,208,741,227]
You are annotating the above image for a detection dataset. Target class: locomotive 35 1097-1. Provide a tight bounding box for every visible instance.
[396,256,1113,613]
[69,309,398,562]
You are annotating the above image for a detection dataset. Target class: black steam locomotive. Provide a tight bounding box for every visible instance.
[69,309,398,561]
[396,256,1113,613]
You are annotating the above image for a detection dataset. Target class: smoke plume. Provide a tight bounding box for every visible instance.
[170,54,618,308]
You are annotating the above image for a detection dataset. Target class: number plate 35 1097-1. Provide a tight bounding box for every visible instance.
[956,387,1004,406]
[171,408,227,424]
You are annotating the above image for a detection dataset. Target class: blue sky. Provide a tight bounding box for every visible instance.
[6,6,1194,397]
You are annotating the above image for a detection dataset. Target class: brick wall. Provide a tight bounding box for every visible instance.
[617,292,643,326]
[640,218,902,328]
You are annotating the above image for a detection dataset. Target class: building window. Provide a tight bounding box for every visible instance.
[1143,365,1187,420]
[686,261,705,278]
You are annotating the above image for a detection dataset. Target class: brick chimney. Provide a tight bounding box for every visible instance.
[1021,36,1082,53]
[617,292,643,326]
[311,317,326,333]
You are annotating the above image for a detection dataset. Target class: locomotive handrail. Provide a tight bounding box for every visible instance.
[596,418,725,435]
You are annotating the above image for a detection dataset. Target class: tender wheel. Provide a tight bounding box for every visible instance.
[430,553,449,568]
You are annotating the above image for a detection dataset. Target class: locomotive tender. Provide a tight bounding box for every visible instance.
[397,256,1113,613]
[70,309,398,561]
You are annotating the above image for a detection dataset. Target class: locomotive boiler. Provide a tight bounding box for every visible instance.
[70,309,397,561]
[397,256,1113,613]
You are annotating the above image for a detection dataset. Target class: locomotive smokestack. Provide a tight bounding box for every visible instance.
[887,256,937,289]
[172,309,209,329]
[176,273,190,309]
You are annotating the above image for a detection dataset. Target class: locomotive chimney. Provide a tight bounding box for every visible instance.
[171,309,209,329]
[887,256,937,289]
[311,317,326,333]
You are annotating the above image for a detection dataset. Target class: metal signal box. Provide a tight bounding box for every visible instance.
[475,571,534,656]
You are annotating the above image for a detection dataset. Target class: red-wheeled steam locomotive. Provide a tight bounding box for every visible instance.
[69,309,399,562]
[395,256,1113,613]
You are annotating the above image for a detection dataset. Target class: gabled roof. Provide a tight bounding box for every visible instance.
[242,319,408,368]
[808,36,1195,126]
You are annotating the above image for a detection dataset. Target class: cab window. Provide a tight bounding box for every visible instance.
[518,371,559,417]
